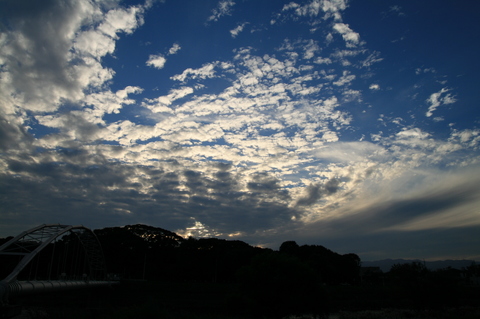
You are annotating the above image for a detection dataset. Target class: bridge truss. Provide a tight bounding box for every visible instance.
[0,224,111,305]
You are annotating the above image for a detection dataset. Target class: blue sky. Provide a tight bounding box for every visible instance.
[1,0,480,261]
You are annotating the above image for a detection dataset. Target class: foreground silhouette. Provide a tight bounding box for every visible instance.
[1,224,479,318]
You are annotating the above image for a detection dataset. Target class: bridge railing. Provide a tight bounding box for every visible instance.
[0,224,111,305]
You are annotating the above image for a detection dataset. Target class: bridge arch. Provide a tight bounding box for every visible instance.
[0,224,114,306]
[0,224,107,284]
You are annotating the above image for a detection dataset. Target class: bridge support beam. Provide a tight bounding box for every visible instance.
[6,280,117,297]
[0,224,112,307]
[1,280,118,306]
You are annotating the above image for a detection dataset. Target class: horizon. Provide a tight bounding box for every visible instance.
[1,0,480,262]
[1,222,478,264]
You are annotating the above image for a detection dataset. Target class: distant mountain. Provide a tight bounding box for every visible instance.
[362,259,477,272]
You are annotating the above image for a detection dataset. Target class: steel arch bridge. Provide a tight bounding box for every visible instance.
[0,224,114,305]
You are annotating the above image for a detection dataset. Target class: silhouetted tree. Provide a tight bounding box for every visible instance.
[236,251,329,318]
[177,237,266,282]
[279,240,300,255]
[95,224,184,280]
[388,261,428,287]
[280,242,361,285]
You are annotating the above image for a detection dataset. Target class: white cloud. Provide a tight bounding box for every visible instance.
[369,84,380,90]
[415,67,436,75]
[303,40,320,59]
[97,6,145,38]
[362,51,383,67]
[0,0,147,113]
[230,23,248,38]
[449,129,480,148]
[326,33,334,43]
[168,43,181,55]
[143,87,194,113]
[321,131,339,142]
[283,0,348,20]
[314,57,332,64]
[207,0,235,22]
[147,43,180,69]
[146,54,167,69]
[171,62,219,82]
[333,71,355,86]
[83,86,143,115]
[333,23,360,46]
[426,88,457,117]
[316,141,385,163]
[74,30,116,58]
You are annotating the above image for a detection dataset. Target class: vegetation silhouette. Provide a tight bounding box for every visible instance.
[1,224,479,318]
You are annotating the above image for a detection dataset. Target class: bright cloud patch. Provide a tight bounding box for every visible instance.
[208,0,235,22]
[169,43,181,55]
[230,23,248,38]
[333,23,360,46]
[426,88,457,117]
[146,54,167,69]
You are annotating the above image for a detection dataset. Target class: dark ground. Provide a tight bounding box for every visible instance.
[5,280,480,319]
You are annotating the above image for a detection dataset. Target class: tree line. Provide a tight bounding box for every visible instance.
[93,224,361,285]
[1,224,479,318]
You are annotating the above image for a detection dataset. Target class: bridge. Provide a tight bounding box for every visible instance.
[0,224,115,309]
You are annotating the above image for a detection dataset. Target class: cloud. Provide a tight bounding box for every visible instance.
[207,0,235,22]
[146,43,181,69]
[230,23,248,38]
[0,157,298,238]
[98,5,146,38]
[318,167,480,234]
[333,71,355,86]
[146,54,167,69]
[426,87,457,117]
[83,86,144,115]
[369,84,380,90]
[303,40,320,59]
[282,0,348,20]
[389,5,405,17]
[171,62,219,82]
[315,142,386,163]
[0,113,34,152]
[333,23,360,47]
[296,178,340,206]
[0,0,147,113]
[168,43,181,55]
[74,30,116,58]
[143,87,194,112]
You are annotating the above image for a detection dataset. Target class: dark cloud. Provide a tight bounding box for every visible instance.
[0,0,90,108]
[324,178,340,194]
[0,154,297,238]
[280,174,480,259]
[296,178,340,206]
[296,184,322,206]
[246,173,290,203]
[247,173,281,192]
[0,115,34,152]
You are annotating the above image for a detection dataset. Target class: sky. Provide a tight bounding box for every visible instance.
[1,0,480,261]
